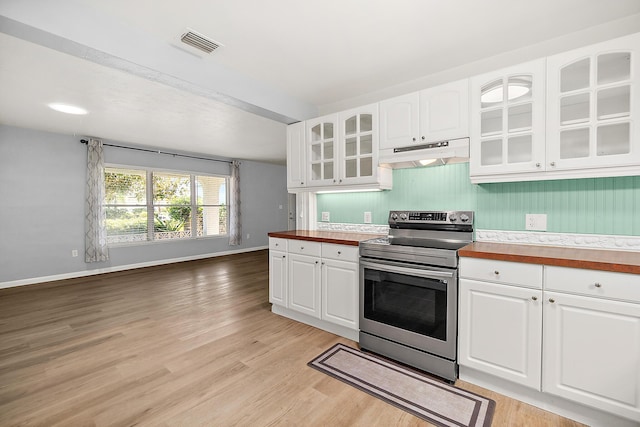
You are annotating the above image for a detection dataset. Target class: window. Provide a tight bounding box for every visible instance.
[104,167,228,244]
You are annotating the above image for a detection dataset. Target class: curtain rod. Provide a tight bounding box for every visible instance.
[80,139,233,164]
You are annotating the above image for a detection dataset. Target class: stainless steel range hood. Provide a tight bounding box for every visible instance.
[379,137,469,169]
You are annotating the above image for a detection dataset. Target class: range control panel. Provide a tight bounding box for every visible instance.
[388,210,474,225]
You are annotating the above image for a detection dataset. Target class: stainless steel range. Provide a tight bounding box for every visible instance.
[359,210,474,382]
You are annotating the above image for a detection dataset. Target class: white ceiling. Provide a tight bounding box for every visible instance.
[1,0,640,163]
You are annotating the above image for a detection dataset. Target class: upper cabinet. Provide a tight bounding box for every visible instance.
[306,114,339,187]
[286,122,306,189]
[546,33,640,173]
[469,59,547,180]
[380,79,469,153]
[304,105,392,191]
[470,32,640,183]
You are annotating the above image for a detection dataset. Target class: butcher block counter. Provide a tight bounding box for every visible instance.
[459,241,640,275]
[267,230,383,246]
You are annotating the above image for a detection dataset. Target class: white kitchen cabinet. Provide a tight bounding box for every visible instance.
[460,257,640,423]
[543,266,640,421]
[268,249,287,306]
[269,238,288,307]
[459,259,543,390]
[268,238,360,340]
[306,114,339,187]
[288,252,321,318]
[286,121,306,190]
[379,79,469,151]
[321,244,359,330]
[306,107,391,190]
[546,32,640,174]
[469,58,547,180]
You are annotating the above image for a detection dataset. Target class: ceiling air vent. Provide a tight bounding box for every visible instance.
[180,29,222,54]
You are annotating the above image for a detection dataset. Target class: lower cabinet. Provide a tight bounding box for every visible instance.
[458,279,542,389]
[268,238,359,339]
[459,258,640,423]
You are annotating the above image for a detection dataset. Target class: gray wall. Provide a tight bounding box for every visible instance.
[0,125,288,283]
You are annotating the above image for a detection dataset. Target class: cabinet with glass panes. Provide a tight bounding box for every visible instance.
[546,32,640,172]
[306,114,338,187]
[470,58,546,179]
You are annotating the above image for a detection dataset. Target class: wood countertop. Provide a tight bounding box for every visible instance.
[459,242,640,274]
[267,230,383,246]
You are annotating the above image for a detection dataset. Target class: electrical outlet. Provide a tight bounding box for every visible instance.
[71,249,78,257]
[321,211,330,222]
[364,212,372,224]
[526,214,547,231]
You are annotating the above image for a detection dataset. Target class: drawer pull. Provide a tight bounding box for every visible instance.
[315,260,318,264]
[549,298,555,303]
[275,243,279,246]
[594,282,602,288]
[494,270,500,275]
[337,251,342,255]
[531,296,538,301]
[300,246,304,250]
[282,255,286,258]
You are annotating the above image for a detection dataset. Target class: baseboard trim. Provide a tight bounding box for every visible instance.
[0,246,268,290]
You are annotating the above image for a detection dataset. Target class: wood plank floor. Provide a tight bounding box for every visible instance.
[0,250,585,426]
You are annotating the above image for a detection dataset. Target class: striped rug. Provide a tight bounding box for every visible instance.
[308,343,495,427]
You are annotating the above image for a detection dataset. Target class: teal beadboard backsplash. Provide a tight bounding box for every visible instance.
[316,163,640,236]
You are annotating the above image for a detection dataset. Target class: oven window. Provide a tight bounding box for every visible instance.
[363,268,448,341]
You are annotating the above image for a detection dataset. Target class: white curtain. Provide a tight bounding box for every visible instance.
[229,160,242,246]
[85,138,109,262]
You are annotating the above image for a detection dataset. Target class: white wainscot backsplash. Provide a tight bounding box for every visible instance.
[476,230,640,251]
[316,222,390,234]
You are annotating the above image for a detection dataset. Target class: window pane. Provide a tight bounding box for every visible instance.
[154,206,192,240]
[197,206,227,236]
[153,172,190,205]
[196,175,226,206]
[105,168,146,204]
[105,206,148,244]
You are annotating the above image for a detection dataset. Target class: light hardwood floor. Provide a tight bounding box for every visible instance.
[0,250,584,426]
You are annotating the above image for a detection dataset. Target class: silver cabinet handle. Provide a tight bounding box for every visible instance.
[550,161,556,167]
[339,179,342,183]
[282,255,286,258]
[412,137,416,142]
[536,163,541,168]
[337,251,341,255]
[321,262,325,265]
[531,296,538,301]
[594,282,602,288]
[275,243,278,246]
[421,136,425,140]
[494,270,500,275]
[549,298,555,303]
[301,181,304,185]
[315,260,318,264]
[333,179,336,183]
[300,246,304,250]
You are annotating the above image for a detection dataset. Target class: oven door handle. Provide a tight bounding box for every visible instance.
[360,260,454,279]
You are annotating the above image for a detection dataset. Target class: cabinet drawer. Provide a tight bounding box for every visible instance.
[321,243,359,262]
[545,266,640,303]
[269,238,288,251]
[288,240,322,257]
[460,257,543,289]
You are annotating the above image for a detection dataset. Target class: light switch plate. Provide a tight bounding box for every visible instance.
[364,212,372,224]
[526,214,547,231]
[321,211,330,222]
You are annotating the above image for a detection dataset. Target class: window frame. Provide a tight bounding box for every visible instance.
[104,164,230,247]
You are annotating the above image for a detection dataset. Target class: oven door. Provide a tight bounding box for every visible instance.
[359,258,457,360]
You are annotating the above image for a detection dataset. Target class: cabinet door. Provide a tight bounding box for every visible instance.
[288,253,321,318]
[379,92,420,150]
[269,250,287,306]
[307,114,338,187]
[543,291,640,420]
[338,104,379,185]
[286,122,306,189]
[420,79,469,143]
[321,258,358,330]
[546,33,640,171]
[470,59,546,178]
[459,279,542,390]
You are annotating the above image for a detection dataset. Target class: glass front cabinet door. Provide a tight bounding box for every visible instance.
[338,104,379,185]
[306,114,338,187]
[546,32,640,172]
[470,59,546,179]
